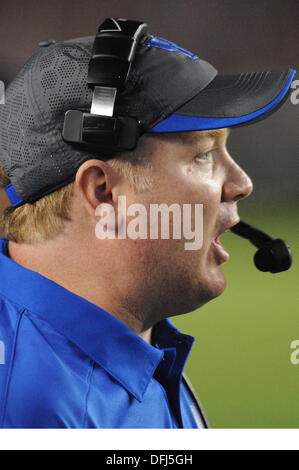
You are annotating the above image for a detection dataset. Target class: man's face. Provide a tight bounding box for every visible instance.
[125,128,253,316]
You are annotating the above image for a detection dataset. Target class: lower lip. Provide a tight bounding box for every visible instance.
[212,237,230,263]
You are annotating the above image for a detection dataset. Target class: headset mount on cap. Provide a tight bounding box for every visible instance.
[62,18,148,153]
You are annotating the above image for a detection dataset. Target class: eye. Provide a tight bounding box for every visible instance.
[195,151,214,163]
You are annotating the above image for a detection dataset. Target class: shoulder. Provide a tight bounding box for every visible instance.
[0,307,93,428]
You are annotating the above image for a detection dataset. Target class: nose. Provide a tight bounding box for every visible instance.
[222,153,253,203]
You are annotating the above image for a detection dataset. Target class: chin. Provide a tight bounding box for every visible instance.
[194,266,227,306]
[162,256,228,316]
[209,269,227,298]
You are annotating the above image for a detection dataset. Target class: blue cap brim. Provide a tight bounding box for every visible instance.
[149,69,296,133]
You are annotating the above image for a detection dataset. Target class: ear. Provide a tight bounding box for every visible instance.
[75,159,115,217]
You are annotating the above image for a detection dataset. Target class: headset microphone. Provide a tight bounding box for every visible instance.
[230,221,292,273]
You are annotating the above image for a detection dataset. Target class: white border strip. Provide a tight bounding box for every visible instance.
[0,429,299,450]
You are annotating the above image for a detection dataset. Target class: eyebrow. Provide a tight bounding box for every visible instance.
[152,128,230,148]
[192,128,230,142]
[167,128,230,146]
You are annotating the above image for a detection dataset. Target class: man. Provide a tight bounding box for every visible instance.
[0,18,295,428]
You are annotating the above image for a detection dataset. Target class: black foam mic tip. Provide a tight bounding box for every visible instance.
[254,239,292,273]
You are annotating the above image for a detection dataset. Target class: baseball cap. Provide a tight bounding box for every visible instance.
[0,18,295,208]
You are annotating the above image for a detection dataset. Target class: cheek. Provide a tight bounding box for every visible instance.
[202,183,221,232]
[136,165,222,254]
[186,179,222,246]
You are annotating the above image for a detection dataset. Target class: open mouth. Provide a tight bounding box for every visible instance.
[212,232,230,264]
[212,218,240,264]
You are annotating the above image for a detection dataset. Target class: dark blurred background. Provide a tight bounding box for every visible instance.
[0,0,298,427]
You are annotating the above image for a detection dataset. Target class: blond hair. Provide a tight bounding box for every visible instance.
[0,140,152,244]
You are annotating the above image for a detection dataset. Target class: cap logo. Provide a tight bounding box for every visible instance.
[142,35,199,60]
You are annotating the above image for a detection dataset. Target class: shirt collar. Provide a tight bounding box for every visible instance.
[0,237,195,402]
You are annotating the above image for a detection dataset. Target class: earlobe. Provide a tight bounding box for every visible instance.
[95,202,116,240]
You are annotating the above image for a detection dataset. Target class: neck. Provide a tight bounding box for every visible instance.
[7,237,154,344]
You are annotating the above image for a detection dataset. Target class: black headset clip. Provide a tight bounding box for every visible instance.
[62,18,148,153]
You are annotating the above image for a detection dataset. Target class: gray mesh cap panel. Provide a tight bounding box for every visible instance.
[0,39,96,203]
[0,37,173,203]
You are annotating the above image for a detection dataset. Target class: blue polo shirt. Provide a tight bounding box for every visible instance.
[0,236,207,428]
